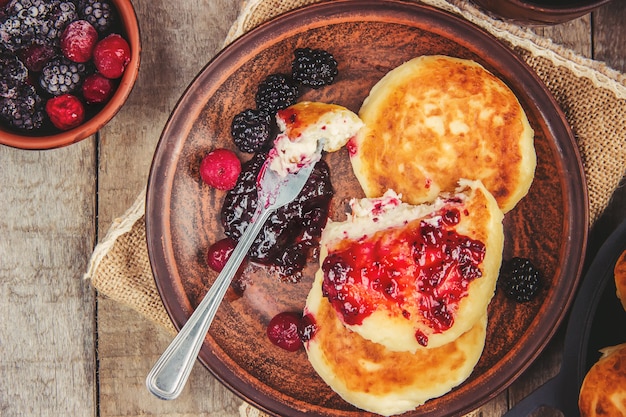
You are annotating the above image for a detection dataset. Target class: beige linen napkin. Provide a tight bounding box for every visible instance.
[85,0,626,415]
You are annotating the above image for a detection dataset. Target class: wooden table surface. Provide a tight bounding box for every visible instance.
[1,1,624,416]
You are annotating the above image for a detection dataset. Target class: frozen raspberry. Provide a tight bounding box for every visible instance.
[19,44,57,73]
[199,148,241,190]
[92,33,131,79]
[266,312,304,352]
[61,20,98,63]
[206,237,237,272]
[45,94,85,130]
[82,73,114,104]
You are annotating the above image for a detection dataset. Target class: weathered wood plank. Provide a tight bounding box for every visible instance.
[0,140,97,417]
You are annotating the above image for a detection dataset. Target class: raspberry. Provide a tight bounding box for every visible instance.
[266,312,304,352]
[499,257,542,303]
[82,72,114,104]
[255,73,300,115]
[199,148,241,190]
[206,237,237,272]
[61,20,98,63]
[19,44,56,72]
[291,47,338,89]
[45,93,85,130]
[92,33,131,79]
[231,108,272,153]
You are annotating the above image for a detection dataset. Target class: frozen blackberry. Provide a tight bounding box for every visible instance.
[39,56,87,95]
[231,108,272,153]
[499,257,542,303]
[291,47,338,89]
[0,83,44,130]
[0,0,77,50]
[77,0,115,34]
[255,73,300,115]
[0,53,28,99]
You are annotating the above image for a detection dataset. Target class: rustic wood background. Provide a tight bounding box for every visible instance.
[0,1,624,416]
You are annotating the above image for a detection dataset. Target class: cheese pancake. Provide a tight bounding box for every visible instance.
[350,55,536,213]
[615,250,626,311]
[316,179,503,352]
[304,272,487,416]
[579,343,626,417]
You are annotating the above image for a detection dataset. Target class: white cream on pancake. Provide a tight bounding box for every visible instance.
[268,101,364,176]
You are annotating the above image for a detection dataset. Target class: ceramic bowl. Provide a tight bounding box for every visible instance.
[0,0,140,150]
[471,0,613,25]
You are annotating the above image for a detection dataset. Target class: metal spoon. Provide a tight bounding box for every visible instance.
[146,140,325,400]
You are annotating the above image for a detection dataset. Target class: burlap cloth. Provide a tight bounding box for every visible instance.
[84,0,626,415]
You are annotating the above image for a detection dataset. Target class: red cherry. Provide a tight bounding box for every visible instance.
[199,149,241,190]
[45,94,85,130]
[206,238,237,272]
[93,34,131,79]
[266,312,304,352]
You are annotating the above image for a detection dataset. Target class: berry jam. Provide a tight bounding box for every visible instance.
[321,208,486,346]
[221,152,333,279]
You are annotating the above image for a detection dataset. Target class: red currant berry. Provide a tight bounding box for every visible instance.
[93,34,131,79]
[206,238,237,272]
[199,149,241,190]
[45,94,85,130]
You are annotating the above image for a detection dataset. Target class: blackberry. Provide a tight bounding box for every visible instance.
[255,73,300,115]
[499,257,542,303]
[77,0,115,34]
[291,47,338,89]
[0,53,28,99]
[231,108,272,153]
[0,0,77,51]
[0,83,44,130]
[39,56,87,95]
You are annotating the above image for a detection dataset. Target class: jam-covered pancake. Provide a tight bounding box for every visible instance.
[579,343,626,417]
[303,270,487,416]
[615,250,626,311]
[349,55,536,213]
[314,179,503,352]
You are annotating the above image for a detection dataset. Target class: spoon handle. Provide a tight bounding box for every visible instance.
[145,205,271,400]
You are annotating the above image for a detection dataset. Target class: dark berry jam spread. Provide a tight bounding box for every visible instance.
[221,152,333,279]
[321,208,486,342]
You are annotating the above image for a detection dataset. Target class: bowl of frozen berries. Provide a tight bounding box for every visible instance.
[0,0,140,150]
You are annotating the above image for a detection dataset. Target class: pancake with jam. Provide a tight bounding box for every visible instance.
[303,269,487,416]
[349,55,536,213]
[311,179,504,352]
[579,343,626,417]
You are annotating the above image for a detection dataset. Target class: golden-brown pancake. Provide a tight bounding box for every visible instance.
[304,270,487,416]
[579,343,626,417]
[315,179,503,352]
[615,250,626,310]
[350,55,536,213]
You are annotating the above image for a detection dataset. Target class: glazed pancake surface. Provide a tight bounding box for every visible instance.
[316,179,503,352]
[350,55,536,213]
[304,272,487,417]
[579,343,626,417]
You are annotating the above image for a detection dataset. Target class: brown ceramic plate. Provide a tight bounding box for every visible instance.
[146,1,588,416]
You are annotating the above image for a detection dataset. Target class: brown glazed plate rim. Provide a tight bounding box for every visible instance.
[146,1,588,416]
